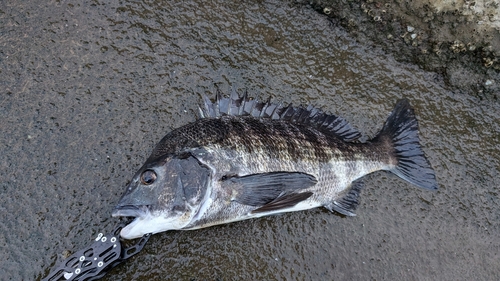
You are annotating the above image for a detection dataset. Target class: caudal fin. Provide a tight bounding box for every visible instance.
[375,99,438,190]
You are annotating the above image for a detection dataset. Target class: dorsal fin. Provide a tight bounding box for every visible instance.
[198,92,361,142]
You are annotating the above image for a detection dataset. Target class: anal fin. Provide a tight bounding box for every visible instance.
[324,180,364,216]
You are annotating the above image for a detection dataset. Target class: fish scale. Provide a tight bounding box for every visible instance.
[112,93,438,239]
[221,116,338,164]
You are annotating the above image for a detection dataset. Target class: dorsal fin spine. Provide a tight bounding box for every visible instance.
[239,92,247,116]
[198,92,362,142]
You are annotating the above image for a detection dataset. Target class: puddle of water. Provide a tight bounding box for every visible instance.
[1,0,498,280]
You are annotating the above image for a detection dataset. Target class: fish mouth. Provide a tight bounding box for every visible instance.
[111,205,148,218]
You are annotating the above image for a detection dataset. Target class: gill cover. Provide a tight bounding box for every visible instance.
[112,153,211,238]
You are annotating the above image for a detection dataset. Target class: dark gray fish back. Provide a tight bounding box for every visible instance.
[148,92,363,163]
[199,91,362,142]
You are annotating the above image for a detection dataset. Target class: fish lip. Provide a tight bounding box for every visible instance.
[111,205,147,218]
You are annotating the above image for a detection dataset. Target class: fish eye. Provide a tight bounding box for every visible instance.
[140,170,157,185]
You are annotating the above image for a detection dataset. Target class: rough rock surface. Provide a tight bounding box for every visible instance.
[310,0,500,99]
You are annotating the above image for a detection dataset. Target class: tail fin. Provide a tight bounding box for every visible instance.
[375,99,438,190]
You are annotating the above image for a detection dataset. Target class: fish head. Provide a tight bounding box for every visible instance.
[112,153,211,239]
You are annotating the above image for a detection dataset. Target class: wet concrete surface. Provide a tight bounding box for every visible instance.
[1,0,499,280]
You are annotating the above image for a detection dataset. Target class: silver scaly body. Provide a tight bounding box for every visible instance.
[183,116,393,229]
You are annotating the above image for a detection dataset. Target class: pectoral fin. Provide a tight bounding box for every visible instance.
[251,192,313,214]
[223,171,317,207]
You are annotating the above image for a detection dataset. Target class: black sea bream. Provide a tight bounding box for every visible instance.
[112,92,438,239]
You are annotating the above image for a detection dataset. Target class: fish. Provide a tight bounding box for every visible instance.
[112,92,438,239]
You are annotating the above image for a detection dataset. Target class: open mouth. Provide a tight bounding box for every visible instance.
[111,205,147,218]
[111,206,161,239]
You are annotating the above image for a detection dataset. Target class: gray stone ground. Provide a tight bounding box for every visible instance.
[311,0,500,98]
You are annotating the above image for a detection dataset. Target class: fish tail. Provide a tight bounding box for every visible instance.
[374,99,438,190]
